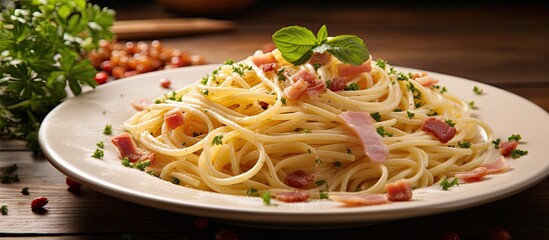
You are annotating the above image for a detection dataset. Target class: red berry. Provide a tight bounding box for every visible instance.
[160,78,171,88]
[66,177,81,188]
[94,71,109,85]
[31,197,48,209]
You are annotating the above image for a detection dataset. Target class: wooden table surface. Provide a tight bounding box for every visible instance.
[1,2,548,239]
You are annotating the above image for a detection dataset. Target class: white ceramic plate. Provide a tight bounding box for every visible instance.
[39,64,549,229]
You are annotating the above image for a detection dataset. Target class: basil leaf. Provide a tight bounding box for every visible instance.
[272,26,317,64]
[317,25,328,44]
[326,35,370,66]
[292,50,314,66]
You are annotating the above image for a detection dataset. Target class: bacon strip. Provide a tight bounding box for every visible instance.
[412,72,439,87]
[274,191,310,203]
[251,52,277,66]
[337,58,372,77]
[329,193,388,206]
[421,118,457,143]
[329,77,347,91]
[455,167,487,183]
[481,156,508,174]
[309,52,332,66]
[164,107,185,131]
[111,132,155,163]
[131,98,151,111]
[339,111,388,163]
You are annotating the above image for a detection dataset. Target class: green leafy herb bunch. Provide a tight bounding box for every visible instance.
[0,0,115,153]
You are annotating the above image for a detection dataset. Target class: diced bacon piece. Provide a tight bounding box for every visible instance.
[283,69,327,100]
[261,62,278,72]
[455,167,487,183]
[309,52,332,66]
[385,180,413,201]
[329,193,388,206]
[285,170,315,189]
[421,118,457,143]
[132,98,151,111]
[258,101,269,109]
[337,58,372,77]
[481,156,509,174]
[164,107,185,131]
[329,77,347,91]
[274,191,310,203]
[293,69,317,83]
[499,141,518,157]
[251,52,277,67]
[111,132,155,162]
[412,72,439,87]
[283,78,309,101]
[305,78,327,98]
[339,111,389,163]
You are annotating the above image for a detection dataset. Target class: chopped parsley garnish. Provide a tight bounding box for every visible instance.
[458,141,471,149]
[261,191,272,206]
[370,112,381,122]
[440,177,459,190]
[319,190,329,199]
[277,67,286,81]
[212,135,224,145]
[393,108,403,112]
[315,180,328,186]
[427,110,438,116]
[511,149,528,159]
[1,205,8,215]
[96,141,105,149]
[200,75,209,85]
[202,89,209,95]
[473,86,483,95]
[92,149,104,159]
[508,134,522,142]
[376,126,393,137]
[375,59,387,69]
[469,101,476,109]
[406,111,415,119]
[223,59,235,65]
[445,119,456,127]
[21,187,29,195]
[492,138,501,149]
[1,164,19,184]
[313,63,321,71]
[346,148,353,154]
[315,158,323,165]
[397,73,409,81]
[280,97,287,105]
[333,161,342,170]
[247,187,259,196]
[344,82,359,91]
[171,177,180,185]
[307,149,312,154]
[103,124,113,135]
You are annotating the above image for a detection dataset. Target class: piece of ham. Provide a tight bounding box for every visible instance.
[251,52,277,67]
[385,180,413,201]
[132,98,151,111]
[421,118,457,143]
[111,132,155,163]
[339,111,388,163]
[499,141,518,157]
[261,62,278,72]
[412,72,439,87]
[309,52,332,66]
[454,156,509,183]
[285,170,315,189]
[163,107,185,131]
[283,70,327,101]
[329,193,388,206]
[274,191,310,203]
[337,58,372,77]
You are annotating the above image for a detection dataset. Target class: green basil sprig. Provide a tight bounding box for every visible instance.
[272,25,369,66]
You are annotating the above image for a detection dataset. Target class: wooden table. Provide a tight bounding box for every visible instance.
[2,2,548,239]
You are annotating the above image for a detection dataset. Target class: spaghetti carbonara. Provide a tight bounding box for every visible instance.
[114,43,495,202]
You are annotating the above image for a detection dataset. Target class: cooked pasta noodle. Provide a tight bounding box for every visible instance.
[121,48,493,199]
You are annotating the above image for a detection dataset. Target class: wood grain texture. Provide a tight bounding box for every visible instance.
[1,2,548,239]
